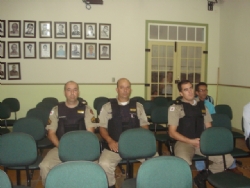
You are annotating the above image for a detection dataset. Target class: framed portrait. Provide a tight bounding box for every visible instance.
[55,42,67,59]
[84,23,97,39]
[85,43,97,59]
[0,41,5,58]
[39,21,52,38]
[8,20,21,38]
[24,42,36,59]
[8,41,21,58]
[8,62,21,80]
[70,22,82,39]
[23,20,36,38]
[0,20,6,37]
[99,23,111,40]
[0,62,6,80]
[55,22,67,38]
[39,42,52,59]
[70,43,82,59]
[99,43,111,60]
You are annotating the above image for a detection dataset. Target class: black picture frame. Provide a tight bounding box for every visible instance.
[8,20,21,38]
[85,43,97,59]
[39,21,52,38]
[8,62,21,80]
[23,20,36,38]
[0,20,6,38]
[84,23,97,40]
[54,22,67,38]
[8,41,21,58]
[55,42,67,59]
[0,62,6,80]
[24,42,36,59]
[70,42,82,59]
[0,41,5,58]
[70,22,82,39]
[99,23,111,40]
[39,42,52,59]
[99,43,111,60]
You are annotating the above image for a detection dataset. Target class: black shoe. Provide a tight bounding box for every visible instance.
[108,185,115,188]
[194,170,212,188]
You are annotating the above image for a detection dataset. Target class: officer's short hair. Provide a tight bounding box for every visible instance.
[177,80,192,92]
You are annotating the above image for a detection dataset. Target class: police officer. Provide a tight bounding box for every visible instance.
[98,78,150,188]
[168,80,235,188]
[39,81,96,185]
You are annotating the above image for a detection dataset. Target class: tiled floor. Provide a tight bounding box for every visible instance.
[1,134,250,188]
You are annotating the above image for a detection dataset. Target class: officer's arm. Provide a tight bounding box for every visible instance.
[141,125,149,129]
[47,129,59,147]
[99,127,118,152]
[205,122,212,129]
[86,127,95,133]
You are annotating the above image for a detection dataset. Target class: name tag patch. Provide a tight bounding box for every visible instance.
[77,110,84,114]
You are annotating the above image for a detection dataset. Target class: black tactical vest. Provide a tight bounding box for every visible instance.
[56,102,86,140]
[176,100,206,139]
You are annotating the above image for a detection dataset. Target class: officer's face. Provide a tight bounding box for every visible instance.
[116,79,131,101]
[64,82,79,103]
[180,83,194,102]
[196,85,208,101]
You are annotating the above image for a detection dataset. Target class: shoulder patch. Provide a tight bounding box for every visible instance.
[170,107,175,111]
[91,116,96,123]
[50,110,54,116]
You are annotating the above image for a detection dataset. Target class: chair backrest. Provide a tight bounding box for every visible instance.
[45,161,108,188]
[142,100,156,116]
[13,117,45,141]
[118,128,156,160]
[200,127,234,156]
[0,169,12,188]
[0,103,11,119]
[130,96,145,104]
[152,96,169,107]
[0,132,37,167]
[2,98,20,112]
[93,97,109,110]
[59,130,100,162]
[36,101,55,111]
[42,97,59,106]
[211,113,232,130]
[26,107,50,126]
[150,106,168,124]
[136,156,192,188]
[215,104,233,120]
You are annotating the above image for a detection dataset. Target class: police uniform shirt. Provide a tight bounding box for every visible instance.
[243,102,250,140]
[168,98,212,127]
[46,103,96,131]
[98,99,149,128]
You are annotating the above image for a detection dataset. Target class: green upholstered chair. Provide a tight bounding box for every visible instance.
[59,130,100,162]
[142,100,156,123]
[0,169,12,188]
[45,161,108,188]
[0,132,37,186]
[152,96,169,107]
[118,128,156,180]
[42,97,59,106]
[93,96,109,116]
[130,96,145,104]
[122,156,192,188]
[200,127,250,188]
[36,101,55,112]
[0,102,11,135]
[2,97,20,120]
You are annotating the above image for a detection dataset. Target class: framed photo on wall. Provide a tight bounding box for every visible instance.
[8,62,21,80]
[0,41,5,58]
[24,42,36,59]
[8,20,21,37]
[85,43,97,59]
[84,23,97,39]
[23,20,36,38]
[70,22,82,39]
[99,43,111,60]
[8,41,21,58]
[0,62,6,80]
[70,42,82,59]
[99,23,111,40]
[39,21,52,38]
[0,20,6,37]
[39,42,52,59]
[55,42,67,59]
[55,22,67,38]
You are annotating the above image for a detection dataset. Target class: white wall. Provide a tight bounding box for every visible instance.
[1,0,221,84]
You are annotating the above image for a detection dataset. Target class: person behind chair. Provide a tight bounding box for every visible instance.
[39,81,96,185]
[168,80,236,188]
[195,82,214,104]
[98,78,152,188]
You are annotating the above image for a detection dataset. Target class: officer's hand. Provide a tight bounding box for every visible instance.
[190,138,200,148]
[108,140,118,152]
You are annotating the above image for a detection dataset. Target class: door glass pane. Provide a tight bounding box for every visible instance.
[181,46,187,58]
[169,26,177,40]
[167,46,174,58]
[188,46,194,58]
[159,45,166,57]
[167,58,173,71]
[187,27,195,41]
[151,84,158,96]
[195,47,202,58]
[152,45,158,57]
[159,26,168,40]
[151,58,158,70]
[181,59,187,80]
[150,25,158,39]
[151,72,158,83]
[196,28,204,42]
[178,26,186,41]
[159,58,166,71]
